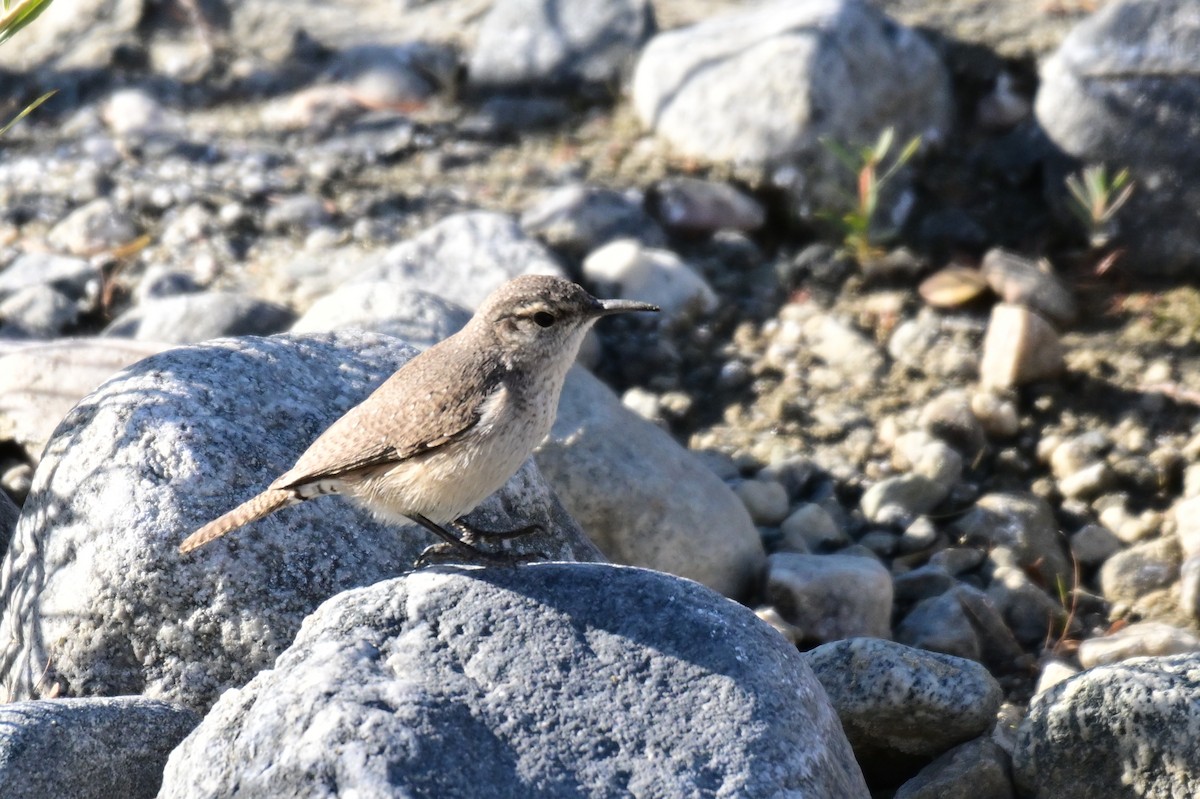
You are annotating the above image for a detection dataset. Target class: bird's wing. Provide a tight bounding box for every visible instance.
[269,345,503,490]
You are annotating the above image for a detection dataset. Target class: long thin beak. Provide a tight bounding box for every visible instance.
[594,298,660,317]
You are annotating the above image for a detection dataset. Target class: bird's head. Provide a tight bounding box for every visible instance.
[474,275,658,370]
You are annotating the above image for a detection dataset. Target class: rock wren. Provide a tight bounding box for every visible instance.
[178,275,658,561]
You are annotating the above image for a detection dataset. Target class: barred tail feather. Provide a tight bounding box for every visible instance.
[178,489,297,554]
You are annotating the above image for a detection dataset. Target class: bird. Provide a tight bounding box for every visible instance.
[178,274,658,563]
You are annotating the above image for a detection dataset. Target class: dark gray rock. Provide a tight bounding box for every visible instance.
[0,331,600,713]
[953,492,1071,586]
[894,737,1014,799]
[159,564,870,799]
[0,697,198,799]
[0,489,16,556]
[806,638,1002,779]
[521,184,667,257]
[1036,0,1200,276]
[632,0,950,216]
[291,282,470,349]
[102,292,296,343]
[468,0,654,92]
[896,591,982,662]
[364,212,566,308]
[1015,654,1200,799]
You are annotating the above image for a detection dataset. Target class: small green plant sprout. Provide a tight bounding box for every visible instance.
[821,126,922,264]
[0,0,56,136]
[0,0,53,45]
[1065,164,1134,250]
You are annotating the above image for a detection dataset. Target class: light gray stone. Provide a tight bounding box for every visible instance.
[806,638,1002,778]
[893,737,1015,799]
[1036,0,1200,276]
[648,177,766,235]
[0,331,600,713]
[766,553,893,641]
[537,367,765,599]
[468,0,654,91]
[632,0,950,217]
[919,389,986,458]
[1099,535,1181,606]
[0,252,100,303]
[1077,621,1200,669]
[291,282,470,349]
[0,284,79,338]
[0,338,170,462]
[364,212,565,308]
[0,697,198,799]
[1015,654,1200,798]
[521,184,667,256]
[102,292,296,343]
[861,474,947,526]
[0,0,142,71]
[582,239,717,318]
[159,564,870,799]
[47,197,139,256]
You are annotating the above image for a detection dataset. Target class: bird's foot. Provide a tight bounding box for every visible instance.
[450,518,544,546]
[414,542,545,569]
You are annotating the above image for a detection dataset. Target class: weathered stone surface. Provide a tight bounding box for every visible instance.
[537,367,765,599]
[468,0,654,91]
[291,282,470,350]
[953,492,1071,586]
[766,553,893,641]
[0,697,198,799]
[0,489,17,557]
[893,737,1014,799]
[0,331,599,713]
[361,212,566,308]
[632,0,950,215]
[979,304,1063,389]
[1015,654,1200,799]
[806,638,1002,772]
[159,564,870,799]
[103,292,295,343]
[0,338,170,462]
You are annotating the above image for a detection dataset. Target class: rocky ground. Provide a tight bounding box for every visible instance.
[2,0,1199,797]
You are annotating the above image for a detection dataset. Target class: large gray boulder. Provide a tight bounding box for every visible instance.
[632,0,951,216]
[0,697,198,799]
[1036,0,1200,276]
[0,331,599,713]
[1014,653,1200,799]
[159,564,870,799]
[468,0,654,92]
[360,212,566,308]
[538,367,766,599]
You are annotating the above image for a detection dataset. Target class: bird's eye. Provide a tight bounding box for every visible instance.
[533,311,556,328]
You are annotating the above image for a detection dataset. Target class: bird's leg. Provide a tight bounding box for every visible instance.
[409,513,541,568]
[449,518,543,545]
